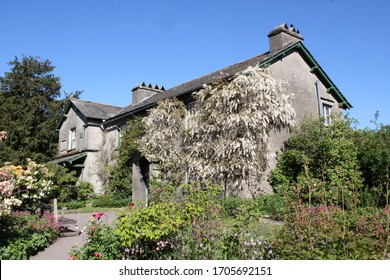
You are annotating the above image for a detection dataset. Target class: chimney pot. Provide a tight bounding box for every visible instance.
[131,83,165,104]
[268,23,303,52]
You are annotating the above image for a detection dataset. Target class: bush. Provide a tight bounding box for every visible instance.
[0,211,59,259]
[115,202,183,260]
[74,182,277,260]
[91,193,131,208]
[355,121,390,208]
[272,205,390,259]
[70,212,122,260]
[220,196,251,218]
[269,116,363,208]
[58,200,86,210]
[256,194,287,220]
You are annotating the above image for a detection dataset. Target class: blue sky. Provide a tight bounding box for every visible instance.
[1,0,389,129]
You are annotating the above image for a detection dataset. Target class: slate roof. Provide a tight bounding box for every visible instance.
[105,48,278,126]
[70,99,123,120]
[102,40,351,127]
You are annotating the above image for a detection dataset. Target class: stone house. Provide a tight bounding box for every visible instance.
[55,23,352,200]
[54,99,123,193]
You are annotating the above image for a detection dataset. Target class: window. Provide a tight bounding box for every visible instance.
[60,139,67,152]
[186,101,198,129]
[69,128,76,150]
[323,104,331,126]
[118,125,126,145]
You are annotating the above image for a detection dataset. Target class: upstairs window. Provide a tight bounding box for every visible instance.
[69,128,76,150]
[60,139,67,152]
[323,104,331,126]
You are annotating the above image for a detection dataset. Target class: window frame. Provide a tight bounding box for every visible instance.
[322,104,332,126]
[68,127,77,150]
[185,101,198,129]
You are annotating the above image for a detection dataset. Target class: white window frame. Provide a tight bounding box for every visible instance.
[323,104,331,126]
[69,127,77,150]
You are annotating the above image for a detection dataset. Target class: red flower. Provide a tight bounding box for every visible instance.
[68,256,75,260]
[94,252,101,258]
[130,203,135,208]
[92,212,103,220]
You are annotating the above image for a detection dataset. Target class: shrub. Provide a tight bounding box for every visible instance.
[269,116,363,208]
[115,202,183,260]
[91,193,132,208]
[0,211,59,259]
[220,196,252,218]
[272,205,390,259]
[70,212,122,260]
[58,200,85,210]
[256,194,287,220]
[355,121,390,208]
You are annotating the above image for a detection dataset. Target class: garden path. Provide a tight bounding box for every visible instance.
[30,211,117,260]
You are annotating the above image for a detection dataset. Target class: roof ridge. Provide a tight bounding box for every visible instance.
[71,98,123,109]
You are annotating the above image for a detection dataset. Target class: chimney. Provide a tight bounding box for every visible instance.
[131,83,165,104]
[268,23,303,52]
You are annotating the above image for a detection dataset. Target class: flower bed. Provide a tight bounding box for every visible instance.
[0,211,60,259]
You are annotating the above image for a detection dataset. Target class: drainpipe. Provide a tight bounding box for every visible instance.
[315,80,322,117]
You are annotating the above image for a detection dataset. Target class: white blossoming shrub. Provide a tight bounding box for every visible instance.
[0,159,53,215]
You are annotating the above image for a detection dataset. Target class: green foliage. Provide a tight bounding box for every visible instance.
[58,200,86,210]
[72,181,278,260]
[0,211,59,259]
[45,162,78,201]
[269,116,363,208]
[115,202,183,259]
[272,205,390,259]
[70,213,122,260]
[256,194,287,220]
[108,117,144,195]
[91,193,131,208]
[355,120,390,207]
[0,56,63,165]
[75,182,94,201]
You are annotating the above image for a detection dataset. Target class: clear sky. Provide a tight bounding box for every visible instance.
[1,0,389,129]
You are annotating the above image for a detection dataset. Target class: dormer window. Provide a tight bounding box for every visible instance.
[69,127,76,150]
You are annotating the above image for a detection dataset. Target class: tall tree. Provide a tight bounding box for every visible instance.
[0,56,62,164]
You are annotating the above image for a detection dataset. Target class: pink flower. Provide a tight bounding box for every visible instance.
[94,252,101,258]
[68,256,75,260]
[92,212,103,220]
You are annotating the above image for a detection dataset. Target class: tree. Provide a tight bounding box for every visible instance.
[0,56,62,165]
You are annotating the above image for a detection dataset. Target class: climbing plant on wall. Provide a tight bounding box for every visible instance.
[140,66,295,196]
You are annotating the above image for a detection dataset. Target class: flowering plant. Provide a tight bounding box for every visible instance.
[69,212,122,260]
[0,159,53,215]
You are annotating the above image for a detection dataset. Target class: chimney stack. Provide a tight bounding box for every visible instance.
[268,23,303,52]
[131,83,165,104]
